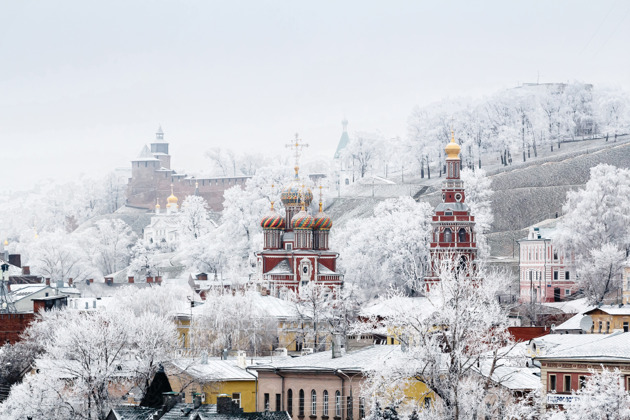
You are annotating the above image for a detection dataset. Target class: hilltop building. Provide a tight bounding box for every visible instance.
[518,226,577,303]
[424,131,478,282]
[333,119,355,196]
[256,137,343,297]
[126,127,249,212]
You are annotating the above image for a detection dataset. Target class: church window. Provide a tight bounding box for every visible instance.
[287,390,293,415]
[553,250,558,260]
[455,193,462,202]
[444,228,452,242]
[458,228,466,243]
[434,228,439,242]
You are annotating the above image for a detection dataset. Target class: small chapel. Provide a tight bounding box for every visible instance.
[255,137,343,297]
[424,131,478,282]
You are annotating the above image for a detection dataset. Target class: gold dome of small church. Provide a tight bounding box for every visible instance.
[445,129,461,159]
[167,185,178,206]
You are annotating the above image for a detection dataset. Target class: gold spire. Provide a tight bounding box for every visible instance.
[155,197,160,209]
[3,239,8,246]
[300,184,307,211]
[286,133,309,179]
[318,185,324,212]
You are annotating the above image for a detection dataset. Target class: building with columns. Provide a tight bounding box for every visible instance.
[256,137,342,297]
[424,132,478,282]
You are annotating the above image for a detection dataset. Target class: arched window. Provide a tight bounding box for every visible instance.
[299,389,305,417]
[323,390,329,417]
[345,178,350,185]
[335,391,341,417]
[458,228,466,243]
[287,389,293,416]
[444,228,452,243]
[311,390,317,415]
[433,228,439,242]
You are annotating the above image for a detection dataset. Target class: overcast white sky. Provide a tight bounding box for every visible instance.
[1,1,629,191]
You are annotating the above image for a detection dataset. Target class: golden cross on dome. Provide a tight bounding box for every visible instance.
[269,184,276,210]
[286,133,309,179]
[299,184,307,211]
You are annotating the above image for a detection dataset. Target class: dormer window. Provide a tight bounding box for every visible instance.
[444,228,453,242]
[445,211,453,216]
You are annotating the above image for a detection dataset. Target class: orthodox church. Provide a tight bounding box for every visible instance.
[425,131,478,282]
[256,138,343,297]
[143,186,181,245]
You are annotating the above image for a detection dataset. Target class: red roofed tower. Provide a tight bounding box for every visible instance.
[425,130,478,282]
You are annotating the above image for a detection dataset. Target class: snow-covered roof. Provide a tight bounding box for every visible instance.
[267,259,292,275]
[529,333,613,358]
[585,305,630,316]
[476,363,541,391]
[168,359,256,382]
[133,145,160,162]
[360,296,434,319]
[536,332,630,362]
[252,345,402,373]
[554,313,585,331]
[317,263,337,274]
[543,298,590,314]
[9,285,50,301]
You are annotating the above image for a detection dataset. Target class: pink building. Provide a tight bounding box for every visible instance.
[518,226,577,303]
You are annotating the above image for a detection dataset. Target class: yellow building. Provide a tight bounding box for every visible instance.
[583,306,630,333]
[165,357,258,412]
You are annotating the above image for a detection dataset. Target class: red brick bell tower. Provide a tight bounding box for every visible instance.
[425,130,478,283]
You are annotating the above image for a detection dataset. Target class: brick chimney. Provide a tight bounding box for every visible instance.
[155,276,162,284]
[45,278,50,286]
[197,273,208,280]
[22,266,30,275]
[89,278,94,283]
[128,276,134,283]
[146,276,154,283]
[68,278,73,286]
[104,277,114,286]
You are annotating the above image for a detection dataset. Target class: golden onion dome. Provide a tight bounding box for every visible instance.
[445,130,461,159]
[166,184,178,206]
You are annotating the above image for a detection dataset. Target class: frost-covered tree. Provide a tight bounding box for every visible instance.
[562,368,630,420]
[555,164,630,303]
[461,168,493,259]
[83,218,137,276]
[335,197,433,298]
[342,133,381,179]
[28,230,97,283]
[127,240,162,279]
[3,306,178,420]
[357,261,519,420]
[191,289,277,356]
[178,195,212,241]
[201,166,292,277]
[0,371,77,419]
